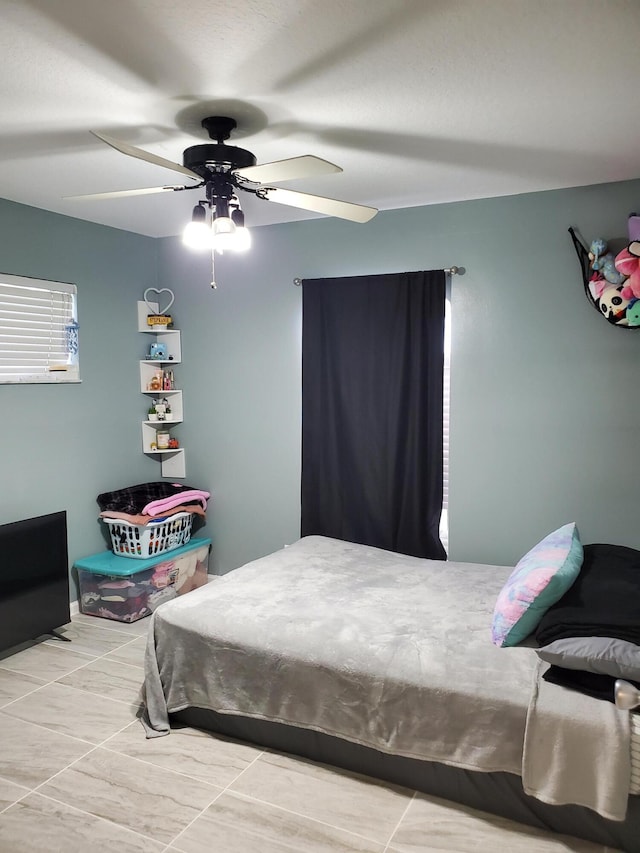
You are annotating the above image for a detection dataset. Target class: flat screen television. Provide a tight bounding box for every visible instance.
[0,510,71,653]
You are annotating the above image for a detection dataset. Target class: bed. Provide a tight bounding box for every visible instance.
[143,535,640,851]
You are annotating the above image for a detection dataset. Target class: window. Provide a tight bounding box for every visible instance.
[0,273,79,383]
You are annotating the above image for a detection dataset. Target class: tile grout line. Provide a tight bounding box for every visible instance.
[0,711,142,823]
[44,633,145,655]
[39,789,169,848]
[99,736,418,850]
[99,737,231,789]
[218,787,401,848]
[382,790,417,852]
[2,668,420,852]
[164,748,267,850]
[1,630,145,684]
[70,614,151,638]
[0,627,145,730]
[4,618,421,852]
[0,781,32,815]
[25,635,143,677]
[1,786,166,848]
[0,685,143,721]
[23,713,157,824]
[0,640,145,712]
[0,680,56,712]
[0,704,117,747]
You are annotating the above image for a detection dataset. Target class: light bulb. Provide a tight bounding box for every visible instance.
[230,208,251,252]
[182,204,211,250]
[212,216,236,254]
[182,220,211,250]
[231,226,252,252]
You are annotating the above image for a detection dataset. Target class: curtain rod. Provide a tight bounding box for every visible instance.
[293,267,461,286]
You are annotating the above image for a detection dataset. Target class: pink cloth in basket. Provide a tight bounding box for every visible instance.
[142,490,210,516]
[99,504,206,525]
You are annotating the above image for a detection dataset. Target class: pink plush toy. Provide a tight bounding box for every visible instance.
[615,240,640,300]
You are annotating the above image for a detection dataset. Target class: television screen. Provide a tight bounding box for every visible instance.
[0,510,71,653]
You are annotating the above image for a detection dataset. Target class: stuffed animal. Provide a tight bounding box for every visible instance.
[589,239,625,287]
[597,284,631,325]
[615,241,640,301]
[626,299,640,327]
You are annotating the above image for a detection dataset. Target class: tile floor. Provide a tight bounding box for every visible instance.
[0,613,620,852]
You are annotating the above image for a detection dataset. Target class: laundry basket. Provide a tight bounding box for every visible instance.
[102,512,193,559]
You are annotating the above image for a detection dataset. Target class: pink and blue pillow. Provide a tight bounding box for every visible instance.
[491,523,583,648]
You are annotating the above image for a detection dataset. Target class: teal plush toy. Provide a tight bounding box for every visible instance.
[626,299,640,327]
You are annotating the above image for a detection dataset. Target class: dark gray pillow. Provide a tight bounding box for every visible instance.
[536,636,640,681]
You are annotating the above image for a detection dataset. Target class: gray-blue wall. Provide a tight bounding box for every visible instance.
[5,178,640,601]
[158,178,640,572]
[1,198,162,591]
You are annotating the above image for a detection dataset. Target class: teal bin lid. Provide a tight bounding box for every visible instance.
[75,537,211,577]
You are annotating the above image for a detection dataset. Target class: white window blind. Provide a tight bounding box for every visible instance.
[0,273,79,384]
[439,293,451,552]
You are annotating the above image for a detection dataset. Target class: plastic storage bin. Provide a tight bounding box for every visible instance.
[102,512,193,559]
[75,537,211,622]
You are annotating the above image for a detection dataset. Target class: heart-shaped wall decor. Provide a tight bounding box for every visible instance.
[143,287,175,316]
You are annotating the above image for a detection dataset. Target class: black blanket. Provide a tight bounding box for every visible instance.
[535,543,640,647]
[97,482,198,515]
[543,665,640,704]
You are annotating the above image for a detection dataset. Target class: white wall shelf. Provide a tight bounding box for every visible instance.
[138,300,186,479]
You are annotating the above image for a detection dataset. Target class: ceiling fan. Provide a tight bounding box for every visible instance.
[71,116,378,240]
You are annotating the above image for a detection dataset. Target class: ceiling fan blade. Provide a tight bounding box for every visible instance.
[91,131,201,182]
[234,155,342,185]
[64,185,190,201]
[260,187,377,223]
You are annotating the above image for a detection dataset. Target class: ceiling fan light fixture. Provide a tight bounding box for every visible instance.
[85,116,379,277]
[182,204,211,251]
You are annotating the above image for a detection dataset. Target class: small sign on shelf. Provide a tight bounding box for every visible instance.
[143,287,175,328]
[147,313,173,328]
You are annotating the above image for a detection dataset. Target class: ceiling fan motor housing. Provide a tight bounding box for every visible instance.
[183,144,257,179]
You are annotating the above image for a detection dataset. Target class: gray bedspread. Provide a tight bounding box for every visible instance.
[143,535,630,817]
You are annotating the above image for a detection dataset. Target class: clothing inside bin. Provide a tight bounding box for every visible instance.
[78,542,210,622]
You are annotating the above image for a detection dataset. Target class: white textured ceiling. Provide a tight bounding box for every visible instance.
[1,0,639,238]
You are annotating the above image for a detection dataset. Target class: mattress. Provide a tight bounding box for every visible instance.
[144,535,633,821]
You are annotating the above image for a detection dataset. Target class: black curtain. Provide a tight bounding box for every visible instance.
[301,269,447,560]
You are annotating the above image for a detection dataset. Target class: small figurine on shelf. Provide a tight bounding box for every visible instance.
[148,369,163,391]
[148,342,168,360]
[168,437,180,449]
[155,400,167,421]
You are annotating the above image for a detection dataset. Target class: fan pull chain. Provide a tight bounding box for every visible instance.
[210,243,217,289]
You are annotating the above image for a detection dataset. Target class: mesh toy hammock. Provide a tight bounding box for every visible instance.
[569,227,640,329]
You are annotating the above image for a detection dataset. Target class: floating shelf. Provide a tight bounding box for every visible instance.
[138,299,187,478]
